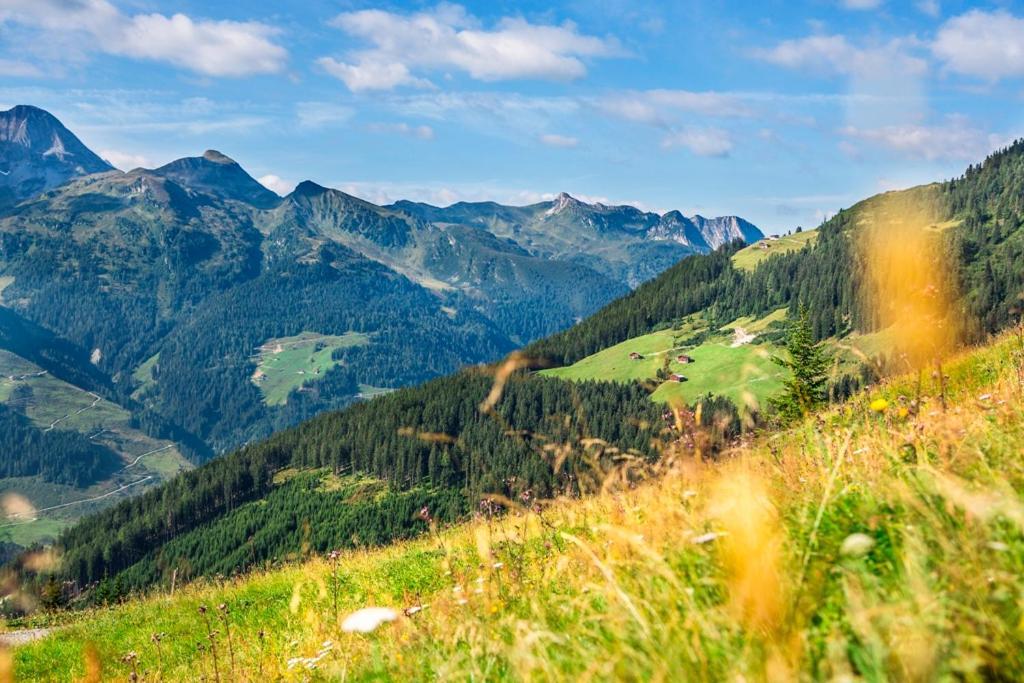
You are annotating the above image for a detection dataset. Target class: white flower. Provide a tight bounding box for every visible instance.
[341,607,399,633]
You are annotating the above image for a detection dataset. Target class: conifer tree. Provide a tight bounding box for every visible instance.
[771,306,831,421]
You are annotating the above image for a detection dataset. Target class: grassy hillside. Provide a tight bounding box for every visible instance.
[649,341,784,409]
[12,329,1024,680]
[250,331,370,406]
[731,229,819,271]
[0,350,191,547]
[541,311,788,411]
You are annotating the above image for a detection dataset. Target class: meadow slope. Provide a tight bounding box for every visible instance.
[10,328,1024,681]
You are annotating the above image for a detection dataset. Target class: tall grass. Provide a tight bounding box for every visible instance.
[8,331,1024,681]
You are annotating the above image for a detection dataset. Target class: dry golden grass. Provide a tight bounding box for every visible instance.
[11,327,1024,681]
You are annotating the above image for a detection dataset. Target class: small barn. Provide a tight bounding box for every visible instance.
[676,354,694,364]
[671,373,688,382]
[629,351,643,360]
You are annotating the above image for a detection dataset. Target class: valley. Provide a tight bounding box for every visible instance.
[0,349,190,546]
[0,103,766,552]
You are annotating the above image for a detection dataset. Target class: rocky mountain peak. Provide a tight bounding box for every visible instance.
[0,105,114,209]
[152,150,280,209]
[202,149,236,165]
[545,191,586,216]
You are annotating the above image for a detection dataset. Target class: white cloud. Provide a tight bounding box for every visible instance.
[756,35,927,128]
[367,122,435,140]
[840,116,1010,161]
[99,149,150,170]
[258,174,296,196]
[295,102,355,128]
[597,89,751,125]
[0,58,42,77]
[755,35,926,79]
[317,58,430,92]
[841,0,883,9]
[933,10,1024,81]
[538,133,578,148]
[320,4,622,92]
[660,127,733,157]
[0,0,286,77]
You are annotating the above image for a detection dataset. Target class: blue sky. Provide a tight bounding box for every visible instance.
[1,0,1022,232]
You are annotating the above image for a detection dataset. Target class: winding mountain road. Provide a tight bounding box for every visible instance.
[43,391,101,432]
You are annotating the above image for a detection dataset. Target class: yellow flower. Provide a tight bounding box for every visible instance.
[869,398,889,412]
[897,406,909,418]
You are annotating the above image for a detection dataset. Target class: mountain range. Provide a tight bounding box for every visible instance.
[0,104,762,545]
[36,130,1024,599]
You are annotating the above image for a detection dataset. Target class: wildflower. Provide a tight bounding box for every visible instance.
[341,607,399,633]
[870,398,889,412]
[404,604,426,616]
[839,533,875,558]
[897,406,910,418]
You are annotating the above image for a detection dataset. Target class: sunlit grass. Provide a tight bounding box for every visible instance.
[12,329,1024,681]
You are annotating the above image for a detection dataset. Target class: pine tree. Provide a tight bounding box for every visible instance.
[770,307,831,422]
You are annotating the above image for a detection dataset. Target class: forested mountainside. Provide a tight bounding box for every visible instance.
[0,105,761,463]
[527,141,1024,367]
[55,372,662,591]
[30,140,1024,600]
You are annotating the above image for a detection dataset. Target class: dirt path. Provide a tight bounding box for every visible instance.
[0,476,153,527]
[119,444,173,471]
[0,628,52,647]
[43,391,101,432]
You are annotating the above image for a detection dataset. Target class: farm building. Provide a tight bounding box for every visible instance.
[629,351,643,360]
[676,354,694,364]
[671,373,688,382]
